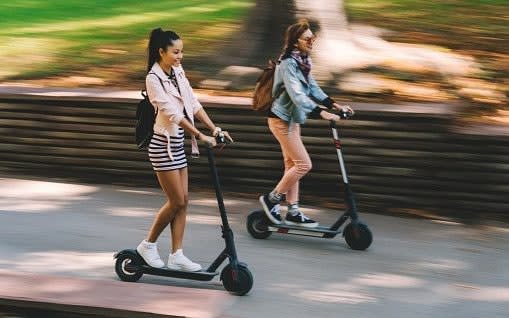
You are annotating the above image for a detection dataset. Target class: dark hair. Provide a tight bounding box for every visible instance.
[280,19,310,60]
[146,27,180,72]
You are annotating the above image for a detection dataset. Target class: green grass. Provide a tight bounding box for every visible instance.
[1,0,506,96]
[0,0,253,82]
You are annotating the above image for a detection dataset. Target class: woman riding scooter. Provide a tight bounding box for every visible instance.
[259,19,354,227]
[137,27,232,270]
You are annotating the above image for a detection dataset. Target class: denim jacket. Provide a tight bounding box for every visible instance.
[270,57,328,124]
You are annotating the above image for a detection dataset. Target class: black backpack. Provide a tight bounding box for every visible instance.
[135,73,164,149]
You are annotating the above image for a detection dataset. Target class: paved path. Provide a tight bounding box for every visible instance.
[0,269,232,318]
[0,176,508,317]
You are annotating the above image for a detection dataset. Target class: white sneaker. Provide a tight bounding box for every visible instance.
[136,240,165,268]
[167,249,202,272]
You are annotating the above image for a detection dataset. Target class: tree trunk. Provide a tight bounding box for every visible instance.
[214,0,297,67]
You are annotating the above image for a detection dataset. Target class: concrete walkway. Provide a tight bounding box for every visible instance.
[0,269,232,318]
[0,175,508,318]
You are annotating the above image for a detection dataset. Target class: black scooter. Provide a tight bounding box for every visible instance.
[114,135,253,295]
[246,113,373,250]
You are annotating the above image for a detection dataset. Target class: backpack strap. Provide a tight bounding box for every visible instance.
[271,61,285,100]
[148,72,166,92]
[145,72,166,116]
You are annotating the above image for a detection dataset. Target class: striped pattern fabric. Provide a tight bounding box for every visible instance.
[148,129,187,171]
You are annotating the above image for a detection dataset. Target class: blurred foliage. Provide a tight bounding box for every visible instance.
[345,0,508,80]
[0,0,506,110]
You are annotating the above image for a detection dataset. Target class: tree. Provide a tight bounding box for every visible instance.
[213,0,296,67]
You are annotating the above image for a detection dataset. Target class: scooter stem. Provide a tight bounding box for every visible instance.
[330,120,359,222]
[205,146,240,270]
[206,147,230,229]
[330,121,349,184]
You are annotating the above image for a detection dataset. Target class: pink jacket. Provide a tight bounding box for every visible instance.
[145,62,203,156]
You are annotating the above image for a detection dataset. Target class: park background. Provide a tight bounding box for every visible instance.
[0,0,507,221]
[0,1,508,317]
[1,1,507,111]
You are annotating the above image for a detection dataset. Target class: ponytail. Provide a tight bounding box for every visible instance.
[146,27,181,72]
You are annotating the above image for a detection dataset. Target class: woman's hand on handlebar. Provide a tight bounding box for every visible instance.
[320,110,341,122]
[220,131,233,143]
[320,104,355,122]
[198,132,217,147]
[211,126,234,144]
[332,103,355,118]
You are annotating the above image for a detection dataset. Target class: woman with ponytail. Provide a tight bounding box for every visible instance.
[137,27,232,271]
[259,19,354,228]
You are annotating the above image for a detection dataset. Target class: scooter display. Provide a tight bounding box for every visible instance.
[246,113,373,250]
[114,134,253,295]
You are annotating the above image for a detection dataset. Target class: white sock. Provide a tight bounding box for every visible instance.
[269,190,283,203]
[288,203,299,216]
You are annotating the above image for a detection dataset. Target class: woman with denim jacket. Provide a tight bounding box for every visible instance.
[259,20,354,227]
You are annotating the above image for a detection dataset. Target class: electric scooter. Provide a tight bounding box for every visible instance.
[246,112,373,250]
[114,134,253,295]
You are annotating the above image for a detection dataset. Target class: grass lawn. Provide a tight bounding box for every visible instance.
[0,0,506,102]
[0,0,253,85]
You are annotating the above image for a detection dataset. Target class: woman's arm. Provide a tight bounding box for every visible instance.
[178,117,202,139]
[178,117,218,146]
[308,74,328,102]
[194,108,232,141]
[194,108,216,134]
[308,73,354,116]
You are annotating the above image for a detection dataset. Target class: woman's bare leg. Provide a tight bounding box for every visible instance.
[170,168,188,253]
[146,169,187,243]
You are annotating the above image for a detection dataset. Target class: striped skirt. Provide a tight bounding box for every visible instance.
[148,129,187,171]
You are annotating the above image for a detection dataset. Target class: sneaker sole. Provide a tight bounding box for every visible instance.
[284,220,319,228]
[167,264,202,272]
[259,196,282,225]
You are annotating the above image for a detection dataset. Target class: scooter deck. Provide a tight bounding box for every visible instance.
[268,224,341,238]
[117,249,219,281]
[139,265,218,281]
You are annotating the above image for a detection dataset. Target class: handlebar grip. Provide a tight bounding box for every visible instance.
[215,132,231,145]
[339,109,353,119]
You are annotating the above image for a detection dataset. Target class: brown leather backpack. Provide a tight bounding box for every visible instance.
[252,59,283,112]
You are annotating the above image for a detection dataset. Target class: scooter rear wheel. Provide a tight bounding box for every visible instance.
[221,264,253,296]
[115,252,143,282]
[344,222,373,250]
[246,210,272,239]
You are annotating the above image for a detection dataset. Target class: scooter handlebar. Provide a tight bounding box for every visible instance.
[339,108,354,119]
[198,133,232,150]
[215,132,232,145]
[329,109,354,128]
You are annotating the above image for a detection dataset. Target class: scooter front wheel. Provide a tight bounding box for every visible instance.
[115,251,144,282]
[221,264,253,296]
[344,222,373,251]
[246,210,272,239]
